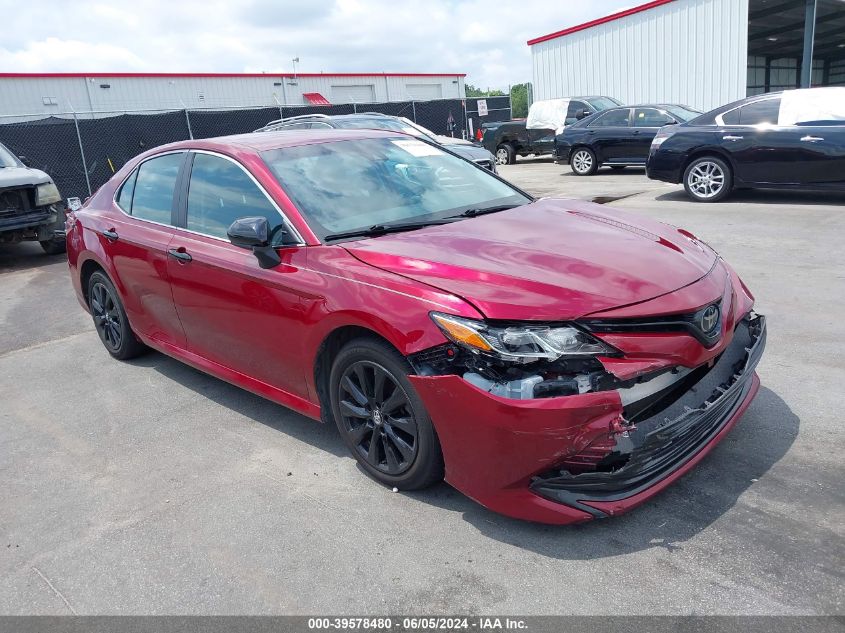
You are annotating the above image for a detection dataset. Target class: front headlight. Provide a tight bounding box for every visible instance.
[35,182,61,206]
[430,312,614,363]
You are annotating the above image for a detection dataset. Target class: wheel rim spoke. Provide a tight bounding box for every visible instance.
[337,360,418,475]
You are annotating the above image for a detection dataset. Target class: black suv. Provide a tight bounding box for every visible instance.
[0,141,66,254]
[256,113,497,172]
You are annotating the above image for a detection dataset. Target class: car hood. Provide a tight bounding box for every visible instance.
[0,166,52,188]
[435,134,473,146]
[343,198,718,321]
[441,142,493,162]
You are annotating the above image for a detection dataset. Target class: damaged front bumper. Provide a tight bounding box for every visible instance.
[408,315,765,524]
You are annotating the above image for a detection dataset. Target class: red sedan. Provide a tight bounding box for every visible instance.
[66,129,766,524]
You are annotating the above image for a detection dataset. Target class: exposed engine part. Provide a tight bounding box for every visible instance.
[616,366,692,406]
[463,372,544,399]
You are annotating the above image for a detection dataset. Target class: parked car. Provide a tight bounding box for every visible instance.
[555,104,701,175]
[256,112,497,172]
[482,96,622,165]
[647,87,845,202]
[67,128,766,524]
[0,141,67,254]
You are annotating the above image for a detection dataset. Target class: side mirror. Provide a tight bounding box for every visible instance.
[227,216,282,269]
[18,155,32,167]
[575,109,591,120]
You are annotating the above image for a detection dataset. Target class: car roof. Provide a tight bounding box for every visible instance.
[156,128,406,154]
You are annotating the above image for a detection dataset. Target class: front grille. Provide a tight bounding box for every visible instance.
[531,315,766,517]
[0,188,31,219]
[580,299,724,347]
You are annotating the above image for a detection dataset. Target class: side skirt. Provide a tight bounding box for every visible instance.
[137,333,323,422]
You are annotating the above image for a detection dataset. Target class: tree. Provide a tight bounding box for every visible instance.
[465,83,506,97]
[510,83,531,119]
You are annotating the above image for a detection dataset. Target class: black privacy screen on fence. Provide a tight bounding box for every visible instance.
[0,96,511,202]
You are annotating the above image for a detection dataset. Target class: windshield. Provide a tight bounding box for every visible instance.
[663,105,702,122]
[587,97,622,111]
[263,137,529,241]
[336,117,437,142]
[0,143,19,168]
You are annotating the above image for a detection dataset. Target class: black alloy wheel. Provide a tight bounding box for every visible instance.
[329,338,443,490]
[338,360,418,475]
[87,271,147,360]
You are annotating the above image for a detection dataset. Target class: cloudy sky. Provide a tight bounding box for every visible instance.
[2,0,633,89]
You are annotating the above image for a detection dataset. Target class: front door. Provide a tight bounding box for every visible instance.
[166,151,310,400]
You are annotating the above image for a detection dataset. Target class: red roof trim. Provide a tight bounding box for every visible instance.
[0,72,467,79]
[527,0,677,46]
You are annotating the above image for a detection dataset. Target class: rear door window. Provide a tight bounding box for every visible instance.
[738,98,781,125]
[632,108,676,127]
[589,109,631,128]
[129,153,184,224]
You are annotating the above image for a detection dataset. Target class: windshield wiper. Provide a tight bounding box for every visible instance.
[324,220,455,242]
[448,204,521,219]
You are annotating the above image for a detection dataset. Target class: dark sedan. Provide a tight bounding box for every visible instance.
[555,105,700,176]
[647,87,845,202]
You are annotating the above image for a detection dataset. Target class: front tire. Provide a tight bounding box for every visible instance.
[683,156,732,202]
[495,144,515,166]
[329,338,444,490]
[87,271,147,360]
[570,147,598,175]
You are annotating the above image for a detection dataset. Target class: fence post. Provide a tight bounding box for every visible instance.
[353,102,357,114]
[411,100,417,123]
[183,108,194,140]
[69,104,92,197]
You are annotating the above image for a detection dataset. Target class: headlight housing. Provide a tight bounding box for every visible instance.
[35,182,61,206]
[430,312,614,364]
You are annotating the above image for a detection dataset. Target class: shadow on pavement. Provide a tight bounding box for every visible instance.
[0,241,67,273]
[656,188,845,206]
[127,347,797,560]
[408,386,798,559]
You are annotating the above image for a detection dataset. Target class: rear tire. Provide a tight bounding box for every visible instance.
[87,271,147,360]
[39,238,66,255]
[329,337,444,491]
[570,147,598,176]
[495,144,515,166]
[683,156,732,202]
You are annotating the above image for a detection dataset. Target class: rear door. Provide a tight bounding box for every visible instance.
[630,108,677,164]
[585,108,632,163]
[106,152,187,348]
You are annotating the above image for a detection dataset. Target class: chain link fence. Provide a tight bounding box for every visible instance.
[0,96,512,203]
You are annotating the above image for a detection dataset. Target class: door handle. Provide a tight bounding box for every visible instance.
[102,228,118,240]
[632,130,641,135]
[167,248,192,263]
[800,135,824,142]
[722,135,744,141]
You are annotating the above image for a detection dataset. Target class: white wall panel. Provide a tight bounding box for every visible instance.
[530,0,748,112]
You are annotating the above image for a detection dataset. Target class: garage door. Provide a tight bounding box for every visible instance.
[407,84,443,100]
[331,85,376,103]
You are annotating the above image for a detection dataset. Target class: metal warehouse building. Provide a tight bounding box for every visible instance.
[0,72,466,116]
[529,0,845,112]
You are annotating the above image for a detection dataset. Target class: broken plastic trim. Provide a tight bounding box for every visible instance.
[530,314,766,517]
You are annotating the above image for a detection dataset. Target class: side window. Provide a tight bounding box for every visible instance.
[116,170,137,212]
[738,98,781,125]
[721,108,741,125]
[279,122,311,130]
[186,153,288,244]
[633,108,675,127]
[131,153,183,224]
[565,101,587,125]
[589,109,630,128]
